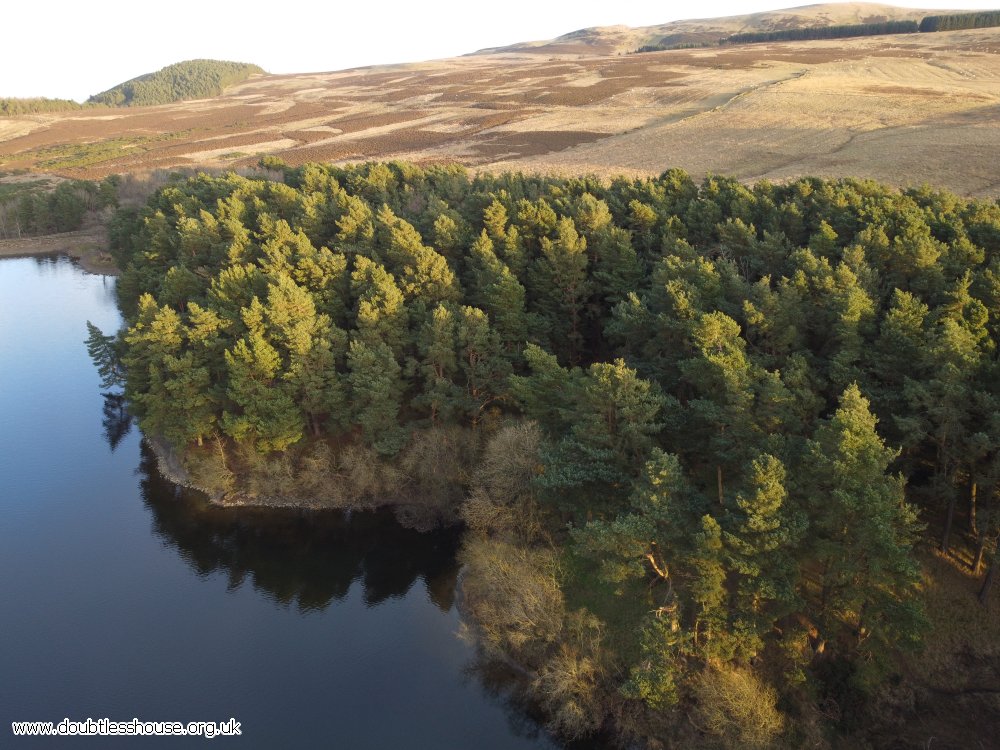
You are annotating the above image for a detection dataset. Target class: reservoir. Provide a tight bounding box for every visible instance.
[0,255,558,748]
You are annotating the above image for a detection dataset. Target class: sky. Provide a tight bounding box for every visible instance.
[4,0,999,101]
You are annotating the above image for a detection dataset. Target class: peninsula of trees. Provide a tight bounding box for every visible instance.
[105,162,1000,747]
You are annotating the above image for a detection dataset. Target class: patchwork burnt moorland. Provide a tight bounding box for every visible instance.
[2,4,999,197]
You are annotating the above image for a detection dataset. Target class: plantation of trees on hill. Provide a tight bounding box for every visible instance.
[637,10,1000,51]
[920,10,1000,32]
[0,98,87,116]
[102,162,1000,747]
[88,60,264,107]
[725,19,918,44]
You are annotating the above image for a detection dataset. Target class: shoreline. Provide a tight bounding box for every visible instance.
[0,226,119,275]
[145,436,458,531]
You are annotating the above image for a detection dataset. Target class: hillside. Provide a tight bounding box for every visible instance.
[87,59,265,107]
[0,5,997,197]
[474,3,950,55]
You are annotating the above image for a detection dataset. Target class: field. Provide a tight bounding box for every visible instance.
[1,10,999,197]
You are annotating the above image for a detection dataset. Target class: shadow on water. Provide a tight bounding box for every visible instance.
[135,441,462,613]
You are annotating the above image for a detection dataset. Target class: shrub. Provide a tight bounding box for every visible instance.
[692,665,786,749]
[459,537,565,663]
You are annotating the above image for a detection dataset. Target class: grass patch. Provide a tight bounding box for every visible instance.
[560,545,650,666]
[2,131,195,171]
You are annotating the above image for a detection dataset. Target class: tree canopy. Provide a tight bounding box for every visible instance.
[108,161,1000,748]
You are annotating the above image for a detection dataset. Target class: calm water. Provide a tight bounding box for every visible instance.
[0,256,559,748]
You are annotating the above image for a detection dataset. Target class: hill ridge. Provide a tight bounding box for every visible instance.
[472,2,969,55]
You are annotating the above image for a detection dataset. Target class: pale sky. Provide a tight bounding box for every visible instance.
[4,0,999,101]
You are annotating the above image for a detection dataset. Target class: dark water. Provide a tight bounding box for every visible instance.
[0,256,558,748]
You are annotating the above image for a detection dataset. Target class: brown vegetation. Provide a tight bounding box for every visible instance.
[175,425,481,529]
[1,6,997,197]
[691,665,786,749]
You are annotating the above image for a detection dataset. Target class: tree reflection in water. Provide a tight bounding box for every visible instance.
[101,393,132,452]
[136,441,460,613]
[463,660,613,750]
[134,441,606,748]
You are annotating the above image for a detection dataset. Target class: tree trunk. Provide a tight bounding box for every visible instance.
[645,544,670,582]
[855,601,869,645]
[818,560,830,619]
[979,549,998,605]
[941,484,957,554]
[972,533,988,575]
[717,465,724,507]
[969,480,978,537]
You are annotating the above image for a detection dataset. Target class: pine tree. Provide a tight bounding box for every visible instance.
[292,245,350,327]
[347,338,407,455]
[529,216,591,363]
[351,256,408,357]
[468,230,530,353]
[803,385,925,655]
[222,331,303,453]
[157,351,218,447]
[85,321,125,390]
[414,304,463,424]
[456,306,511,424]
[122,295,184,410]
[375,204,460,305]
[724,454,801,654]
[508,343,584,436]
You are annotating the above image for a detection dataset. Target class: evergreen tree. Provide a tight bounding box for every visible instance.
[414,303,463,424]
[222,330,303,453]
[456,306,512,424]
[468,230,530,352]
[529,216,591,363]
[350,256,408,357]
[347,338,407,455]
[724,454,802,655]
[375,204,460,305]
[85,321,125,390]
[802,385,925,655]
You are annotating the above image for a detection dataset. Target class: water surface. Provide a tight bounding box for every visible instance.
[0,255,558,748]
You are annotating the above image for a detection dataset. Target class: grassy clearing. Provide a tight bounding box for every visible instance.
[1,131,195,171]
[560,547,651,667]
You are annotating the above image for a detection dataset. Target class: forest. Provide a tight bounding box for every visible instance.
[101,161,1000,747]
[635,11,1000,52]
[0,97,87,116]
[87,60,264,107]
[723,11,1000,45]
[0,176,119,238]
[919,10,1000,32]
[724,19,918,45]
